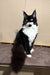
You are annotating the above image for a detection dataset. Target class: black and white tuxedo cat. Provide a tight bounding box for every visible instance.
[11,10,38,73]
[22,10,38,57]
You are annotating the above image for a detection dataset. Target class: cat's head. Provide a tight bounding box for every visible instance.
[23,10,38,28]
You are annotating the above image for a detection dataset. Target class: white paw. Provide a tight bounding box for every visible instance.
[30,48,34,53]
[27,54,32,58]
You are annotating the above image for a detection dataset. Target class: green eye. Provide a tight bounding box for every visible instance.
[31,19,33,21]
[26,19,28,21]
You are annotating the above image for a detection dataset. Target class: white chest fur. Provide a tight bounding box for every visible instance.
[22,23,38,46]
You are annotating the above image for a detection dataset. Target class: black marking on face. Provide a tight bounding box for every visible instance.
[23,10,38,26]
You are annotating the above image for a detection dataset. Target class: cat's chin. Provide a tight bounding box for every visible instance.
[27,54,32,58]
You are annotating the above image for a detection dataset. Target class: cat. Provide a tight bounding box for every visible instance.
[11,10,38,73]
[22,10,38,57]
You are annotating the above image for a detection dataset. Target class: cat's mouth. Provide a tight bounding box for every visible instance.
[26,24,32,28]
[22,24,32,29]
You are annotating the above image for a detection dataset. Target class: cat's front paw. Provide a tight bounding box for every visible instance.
[27,54,32,58]
[30,48,34,53]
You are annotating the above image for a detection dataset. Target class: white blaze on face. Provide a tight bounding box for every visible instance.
[26,22,33,26]
[22,22,33,28]
[22,22,38,46]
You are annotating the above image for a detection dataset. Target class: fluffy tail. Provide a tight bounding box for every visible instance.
[11,44,26,73]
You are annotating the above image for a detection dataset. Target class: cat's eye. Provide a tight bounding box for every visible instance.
[26,19,28,21]
[31,19,33,21]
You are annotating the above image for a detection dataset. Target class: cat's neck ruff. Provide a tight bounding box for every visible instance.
[22,22,38,37]
[22,22,38,46]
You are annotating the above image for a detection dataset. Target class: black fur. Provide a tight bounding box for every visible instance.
[11,28,33,73]
[22,10,38,54]
[11,10,38,73]
[20,29,32,54]
[23,10,38,26]
[11,29,26,73]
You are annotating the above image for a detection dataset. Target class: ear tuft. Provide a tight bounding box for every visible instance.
[23,11,27,18]
[32,10,36,18]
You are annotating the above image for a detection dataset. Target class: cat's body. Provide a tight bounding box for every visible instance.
[22,10,38,57]
[11,10,38,73]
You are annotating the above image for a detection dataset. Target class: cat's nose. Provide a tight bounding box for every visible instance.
[29,24,32,27]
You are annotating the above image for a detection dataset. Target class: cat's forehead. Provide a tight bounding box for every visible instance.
[25,15,33,19]
[26,15,33,19]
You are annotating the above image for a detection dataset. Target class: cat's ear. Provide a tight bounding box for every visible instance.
[23,11,28,18]
[32,10,36,18]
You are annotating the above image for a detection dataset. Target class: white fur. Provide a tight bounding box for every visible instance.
[22,22,38,46]
[27,54,32,58]
[30,48,34,53]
